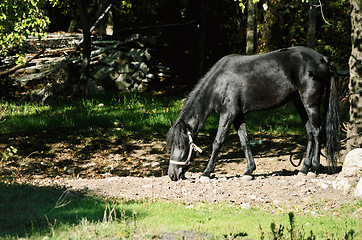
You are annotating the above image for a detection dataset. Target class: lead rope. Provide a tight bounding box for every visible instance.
[169,131,203,166]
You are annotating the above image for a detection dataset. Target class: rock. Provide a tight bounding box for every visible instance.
[240,202,251,209]
[333,148,362,194]
[354,178,362,197]
[199,176,211,183]
[86,79,98,96]
[333,177,352,193]
[138,82,148,93]
[295,181,306,187]
[28,86,53,103]
[311,210,318,216]
[132,62,149,74]
[127,48,151,61]
[91,66,117,86]
[297,171,307,178]
[117,63,134,73]
[341,148,362,177]
[115,73,133,91]
[64,166,74,174]
[307,172,317,178]
[318,181,329,189]
[100,51,127,66]
[241,175,253,182]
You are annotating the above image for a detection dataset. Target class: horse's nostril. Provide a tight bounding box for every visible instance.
[169,173,177,181]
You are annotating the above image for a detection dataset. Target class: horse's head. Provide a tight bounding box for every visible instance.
[166,119,202,181]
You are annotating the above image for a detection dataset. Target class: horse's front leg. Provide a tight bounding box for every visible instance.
[201,113,233,181]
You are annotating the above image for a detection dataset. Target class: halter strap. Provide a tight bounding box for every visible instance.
[169,131,203,166]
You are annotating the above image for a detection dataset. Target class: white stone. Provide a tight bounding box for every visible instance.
[333,175,352,194]
[240,203,251,209]
[354,178,362,198]
[199,176,211,183]
[241,175,253,182]
[333,148,362,194]
[307,172,317,178]
[319,182,329,189]
[115,73,133,90]
[295,181,306,187]
[342,148,362,177]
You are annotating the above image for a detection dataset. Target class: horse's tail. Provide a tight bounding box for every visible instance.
[324,59,340,170]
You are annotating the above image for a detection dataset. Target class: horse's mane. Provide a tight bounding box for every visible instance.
[179,56,229,118]
[167,56,230,151]
[166,123,188,151]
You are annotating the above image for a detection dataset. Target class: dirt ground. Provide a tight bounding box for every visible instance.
[0,129,352,210]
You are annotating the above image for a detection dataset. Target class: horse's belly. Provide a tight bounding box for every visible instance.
[241,80,295,112]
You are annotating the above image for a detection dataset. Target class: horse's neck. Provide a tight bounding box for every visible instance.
[179,90,212,134]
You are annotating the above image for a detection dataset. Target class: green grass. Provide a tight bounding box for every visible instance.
[0,94,182,137]
[0,182,360,239]
[0,93,307,138]
[0,93,352,238]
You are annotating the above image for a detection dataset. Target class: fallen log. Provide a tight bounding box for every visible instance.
[0,50,44,77]
[42,47,77,57]
[15,70,52,87]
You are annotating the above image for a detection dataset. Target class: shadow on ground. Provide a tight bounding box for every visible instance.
[0,182,139,238]
[0,127,314,181]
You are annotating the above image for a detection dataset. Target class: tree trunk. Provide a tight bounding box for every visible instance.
[347,0,362,151]
[246,0,255,55]
[307,0,317,48]
[258,0,277,52]
[197,0,207,79]
[77,0,91,95]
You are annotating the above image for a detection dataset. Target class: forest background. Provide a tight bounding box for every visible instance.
[0,0,352,81]
[0,0,360,151]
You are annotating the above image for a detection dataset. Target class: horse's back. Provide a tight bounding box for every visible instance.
[212,47,329,113]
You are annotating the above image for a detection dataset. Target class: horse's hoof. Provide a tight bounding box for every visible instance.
[307,172,317,178]
[199,176,211,183]
[242,175,253,182]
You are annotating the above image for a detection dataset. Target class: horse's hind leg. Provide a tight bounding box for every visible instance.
[294,91,323,174]
[307,115,322,173]
[233,113,256,177]
[293,96,313,174]
[300,121,317,174]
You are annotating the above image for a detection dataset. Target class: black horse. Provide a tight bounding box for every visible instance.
[167,46,339,181]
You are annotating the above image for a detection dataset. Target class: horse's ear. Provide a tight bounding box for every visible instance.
[169,119,174,127]
[179,119,187,133]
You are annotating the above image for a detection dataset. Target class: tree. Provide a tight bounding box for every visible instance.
[307,0,317,48]
[246,0,256,54]
[197,0,207,78]
[258,0,278,52]
[76,0,91,95]
[0,0,59,59]
[347,0,362,151]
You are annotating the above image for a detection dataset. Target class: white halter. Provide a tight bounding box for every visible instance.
[169,131,203,166]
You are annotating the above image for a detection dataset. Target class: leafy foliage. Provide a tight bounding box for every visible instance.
[0,0,352,80]
[0,0,60,57]
[225,0,350,69]
[0,146,17,162]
